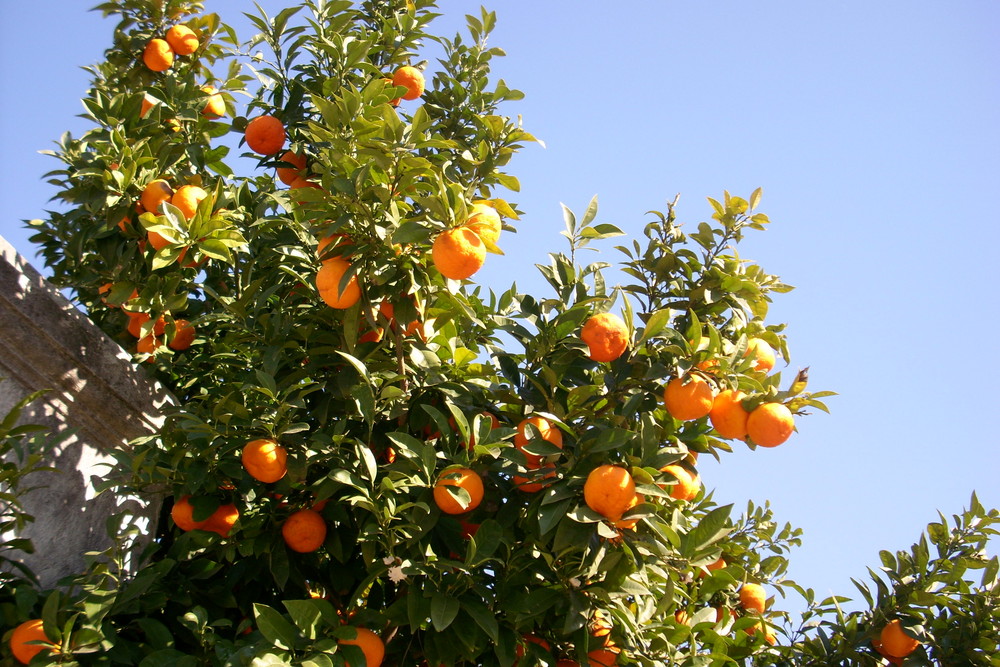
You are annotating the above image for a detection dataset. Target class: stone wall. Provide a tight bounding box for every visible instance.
[0,234,171,588]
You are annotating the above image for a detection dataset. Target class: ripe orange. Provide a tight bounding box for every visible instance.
[9,619,55,665]
[739,582,767,614]
[871,639,905,665]
[746,403,794,447]
[242,438,288,483]
[276,150,307,185]
[464,202,502,245]
[316,258,362,309]
[587,648,619,666]
[700,555,726,578]
[392,65,425,101]
[512,464,556,493]
[433,467,484,515]
[171,184,208,219]
[514,416,563,468]
[244,114,287,155]
[127,312,167,338]
[141,179,174,214]
[169,319,196,350]
[745,337,776,373]
[589,609,613,645]
[317,233,354,259]
[171,495,204,531]
[201,85,225,118]
[432,227,486,280]
[709,389,749,439]
[584,465,636,521]
[514,634,551,661]
[663,375,715,421]
[339,627,385,667]
[612,491,644,530]
[659,464,700,502]
[143,38,174,72]
[136,334,160,358]
[165,24,199,55]
[140,94,157,118]
[580,312,629,362]
[879,620,920,658]
[282,508,327,553]
[201,503,239,537]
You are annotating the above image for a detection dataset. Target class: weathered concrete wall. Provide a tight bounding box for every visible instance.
[0,234,171,588]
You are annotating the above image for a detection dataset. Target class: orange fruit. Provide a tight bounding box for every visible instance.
[244,114,287,155]
[201,503,239,537]
[169,319,196,351]
[583,465,636,521]
[663,375,715,421]
[514,416,563,468]
[580,312,629,362]
[141,179,174,214]
[512,464,556,493]
[392,65,425,101]
[659,464,700,502]
[276,150,307,185]
[879,620,920,658]
[171,495,205,531]
[739,582,767,614]
[127,312,167,338]
[674,609,691,625]
[611,491,644,530]
[316,258,362,309]
[587,648,619,666]
[699,555,726,578]
[871,639,905,665]
[282,508,327,553]
[358,326,384,344]
[317,233,354,259]
[136,334,160,358]
[433,467,484,515]
[140,94,157,118]
[745,620,777,645]
[339,627,385,667]
[9,619,55,665]
[171,184,208,220]
[745,337,776,373]
[201,85,225,118]
[143,38,174,72]
[165,24,199,55]
[464,202,502,245]
[589,609,613,645]
[432,227,486,280]
[242,438,288,483]
[746,403,794,447]
[709,389,749,439]
[514,635,551,661]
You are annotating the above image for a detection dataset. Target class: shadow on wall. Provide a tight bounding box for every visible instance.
[0,234,171,588]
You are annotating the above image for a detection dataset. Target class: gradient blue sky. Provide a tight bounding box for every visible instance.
[2,1,998,622]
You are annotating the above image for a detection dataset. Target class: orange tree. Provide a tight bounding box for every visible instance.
[7,1,998,665]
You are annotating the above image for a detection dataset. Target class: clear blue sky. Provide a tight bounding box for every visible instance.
[2,1,998,622]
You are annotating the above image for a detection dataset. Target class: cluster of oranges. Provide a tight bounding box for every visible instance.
[142,24,200,72]
[661,337,796,448]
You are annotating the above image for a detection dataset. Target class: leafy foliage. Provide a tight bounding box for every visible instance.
[4,1,996,665]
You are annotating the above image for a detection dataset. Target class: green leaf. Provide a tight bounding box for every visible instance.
[431,592,460,631]
[637,309,672,345]
[253,603,299,650]
[683,505,733,555]
[462,599,499,642]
